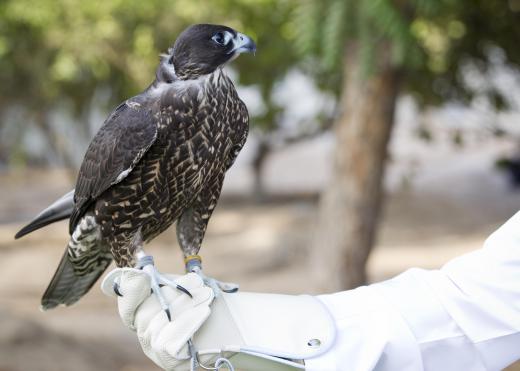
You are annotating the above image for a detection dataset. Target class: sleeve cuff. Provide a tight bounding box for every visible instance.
[305,285,421,371]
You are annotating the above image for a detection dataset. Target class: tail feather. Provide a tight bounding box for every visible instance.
[15,189,75,239]
[41,249,111,310]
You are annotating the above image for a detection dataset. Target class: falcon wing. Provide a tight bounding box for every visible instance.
[226,99,249,170]
[70,102,157,232]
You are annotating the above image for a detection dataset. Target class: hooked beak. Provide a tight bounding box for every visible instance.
[229,32,257,55]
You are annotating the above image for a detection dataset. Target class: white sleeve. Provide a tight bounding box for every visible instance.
[305,211,520,371]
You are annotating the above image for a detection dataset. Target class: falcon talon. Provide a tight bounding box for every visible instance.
[221,285,239,294]
[113,282,123,297]
[214,276,240,293]
[176,284,193,299]
[165,308,172,322]
[188,264,239,296]
[154,272,194,299]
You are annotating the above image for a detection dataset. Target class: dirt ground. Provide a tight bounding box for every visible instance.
[0,169,519,370]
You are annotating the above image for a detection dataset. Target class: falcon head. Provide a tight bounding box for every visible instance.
[166,24,256,80]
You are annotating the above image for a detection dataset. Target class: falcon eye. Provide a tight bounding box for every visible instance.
[211,32,227,46]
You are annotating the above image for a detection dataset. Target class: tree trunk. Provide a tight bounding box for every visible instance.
[310,47,401,292]
[252,137,270,202]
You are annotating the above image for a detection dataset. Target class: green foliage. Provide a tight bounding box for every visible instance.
[293,0,443,74]
[0,0,298,131]
[408,0,520,108]
[293,0,520,108]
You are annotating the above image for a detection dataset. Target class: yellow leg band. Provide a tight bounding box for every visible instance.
[184,254,202,265]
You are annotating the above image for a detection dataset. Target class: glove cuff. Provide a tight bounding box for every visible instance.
[189,291,336,370]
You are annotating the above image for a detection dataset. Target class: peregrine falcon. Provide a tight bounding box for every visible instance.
[15,24,256,314]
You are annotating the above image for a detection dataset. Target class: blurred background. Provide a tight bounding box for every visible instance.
[1,0,520,370]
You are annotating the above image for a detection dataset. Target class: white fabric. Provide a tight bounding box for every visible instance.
[306,211,520,371]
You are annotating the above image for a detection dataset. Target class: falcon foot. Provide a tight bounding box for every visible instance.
[136,254,193,321]
[185,255,239,296]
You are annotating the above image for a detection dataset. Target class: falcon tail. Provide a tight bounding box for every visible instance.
[41,248,111,310]
[15,190,75,239]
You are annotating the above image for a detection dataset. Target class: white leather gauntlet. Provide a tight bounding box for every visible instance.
[102,268,214,370]
[102,268,335,371]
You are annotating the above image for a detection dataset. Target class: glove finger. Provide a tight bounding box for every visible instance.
[134,289,163,334]
[138,307,170,366]
[143,308,170,353]
[165,272,206,292]
[154,305,212,360]
[134,283,213,332]
[116,269,152,329]
[133,286,182,333]
[167,285,214,316]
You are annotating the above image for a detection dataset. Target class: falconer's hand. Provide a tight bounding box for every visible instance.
[102,268,332,371]
[102,269,214,370]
